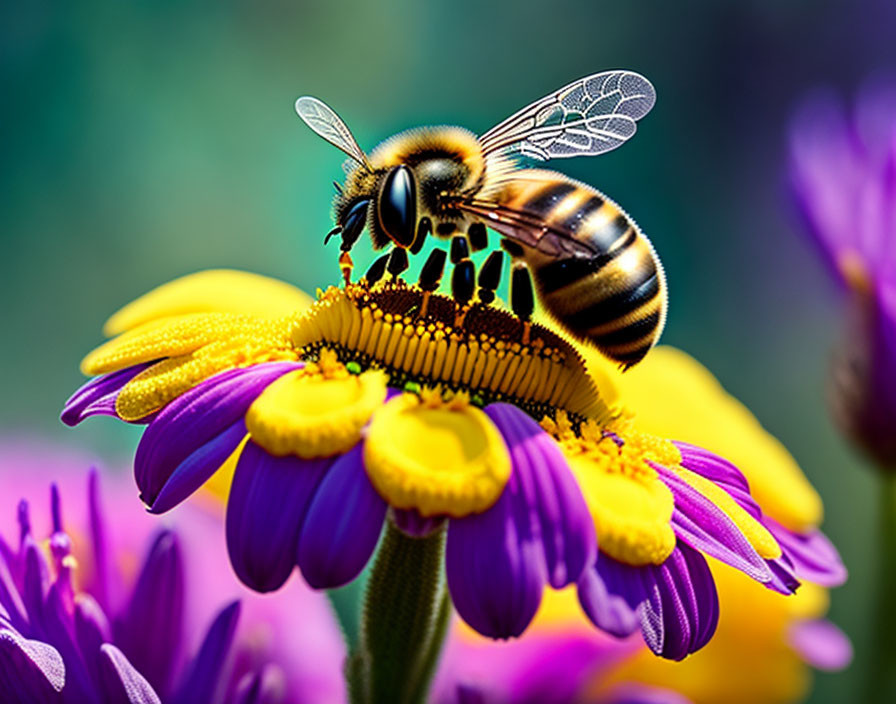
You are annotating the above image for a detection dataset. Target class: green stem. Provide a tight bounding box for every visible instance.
[348,520,448,704]
[869,471,896,703]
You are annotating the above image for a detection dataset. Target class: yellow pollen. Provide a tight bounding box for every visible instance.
[364,393,512,517]
[79,311,300,421]
[290,282,609,420]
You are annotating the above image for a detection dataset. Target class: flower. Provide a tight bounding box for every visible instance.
[789,81,896,470]
[64,268,830,652]
[435,564,850,704]
[0,439,346,703]
[529,344,845,661]
[433,347,849,704]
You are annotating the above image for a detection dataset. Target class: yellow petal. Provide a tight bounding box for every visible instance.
[82,312,295,376]
[567,454,676,566]
[363,393,511,517]
[246,369,387,458]
[611,346,823,532]
[103,269,313,337]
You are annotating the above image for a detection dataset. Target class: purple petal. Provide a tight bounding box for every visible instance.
[226,442,331,593]
[446,473,547,639]
[232,665,287,704]
[764,555,801,595]
[75,594,113,689]
[0,551,28,633]
[134,363,300,508]
[673,443,761,519]
[86,470,115,614]
[61,363,155,426]
[42,582,98,703]
[608,683,695,704]
[576,555,645,638]
[764,518,848,587]
[639,543,719,661]
[114,530,184,699]
[23,534,49,630]
[455,684,486,704]
[657,465,773,583]
[148,420,247,514]
[485,403,596,588]
[99,644,162,704]
[0,628,65,702]
[297,445,386,589]
[172,601,241,704]
[789,619,853,671]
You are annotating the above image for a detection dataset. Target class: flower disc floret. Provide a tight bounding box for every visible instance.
[364,391,512,517]
[246,351,388,458]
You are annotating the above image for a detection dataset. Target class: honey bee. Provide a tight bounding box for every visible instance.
[295,70,665,368]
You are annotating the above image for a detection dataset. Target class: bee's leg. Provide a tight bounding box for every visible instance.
[448,234,474,326]
[510,262,535,345]
[338,251,354,285]
[363,253,391,288]
[467,222,488,253]
[387,247,409,280]
[417,248,447,318]
[410,217,431,256]
[477,251,504,305]
[451,260,475,327]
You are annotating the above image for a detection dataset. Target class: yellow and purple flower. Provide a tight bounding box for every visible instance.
[789,81,896,469]
[64,269,840,654]
[434,347,849,704]
[0,440,345,703]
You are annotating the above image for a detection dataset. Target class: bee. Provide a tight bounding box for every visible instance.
[295,70,665,368]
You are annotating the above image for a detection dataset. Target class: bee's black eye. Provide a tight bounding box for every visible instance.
[340,198,370,251]
[377,165,417,248]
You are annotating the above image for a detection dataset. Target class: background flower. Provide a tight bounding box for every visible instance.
[0,438,346,703]
[789,80,896,470]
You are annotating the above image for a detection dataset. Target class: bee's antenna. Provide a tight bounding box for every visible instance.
[333,181,343,194]
[324,226,342,245]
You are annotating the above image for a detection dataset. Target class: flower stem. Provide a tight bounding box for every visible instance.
[869,471,896,702]
[348,520,448,704]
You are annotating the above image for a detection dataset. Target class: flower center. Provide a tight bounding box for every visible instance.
[363,389,512,517]
[291,281,608,421]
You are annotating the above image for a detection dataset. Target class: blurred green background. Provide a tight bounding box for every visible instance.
[2,0,895,700]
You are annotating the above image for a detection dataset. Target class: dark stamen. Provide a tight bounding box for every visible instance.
[468,222,488,252]
[387,247,410,278]
[411,217,431,255]
[450,235,470,264]
[365,253,391,286]
[418,249,447,292]
[452,260,475,305]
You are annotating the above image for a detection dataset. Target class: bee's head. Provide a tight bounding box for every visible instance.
[328,164,419,253]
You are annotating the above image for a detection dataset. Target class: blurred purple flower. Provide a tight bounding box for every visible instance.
[789,80,896,469]
[0,440,346,704]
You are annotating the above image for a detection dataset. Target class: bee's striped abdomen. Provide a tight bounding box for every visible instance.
[499,173,666,368]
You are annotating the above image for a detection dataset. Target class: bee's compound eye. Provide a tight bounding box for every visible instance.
[341,199,370,251]
[377,165,417,248]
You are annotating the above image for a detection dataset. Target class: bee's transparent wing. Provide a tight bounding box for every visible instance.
[479,71,655,160]
[455,198,599,259]
[295,96,370,167]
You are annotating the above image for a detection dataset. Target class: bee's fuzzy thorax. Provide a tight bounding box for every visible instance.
[368,125,484,179]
